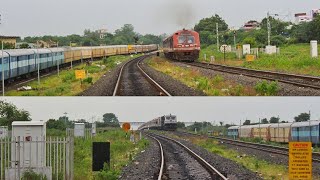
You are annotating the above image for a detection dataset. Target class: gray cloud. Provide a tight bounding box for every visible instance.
[0,0,318,37]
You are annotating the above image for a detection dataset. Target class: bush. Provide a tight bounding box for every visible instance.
[83,77,93,84]
[22,170,47,180]
[255,80,279,96]
[62,72,76,83]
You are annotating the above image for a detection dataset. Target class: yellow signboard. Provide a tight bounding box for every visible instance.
[289,142,312,180]
[246,55,256,62]
[75,70,86,79]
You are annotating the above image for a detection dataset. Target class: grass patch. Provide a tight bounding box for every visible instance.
[147,56,256,96]
[255,80,279,96]
[200,44,320,76]
[6,55,141,96]
[73,129,149,180]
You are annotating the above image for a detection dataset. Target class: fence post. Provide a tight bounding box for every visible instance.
[66,137,70,180]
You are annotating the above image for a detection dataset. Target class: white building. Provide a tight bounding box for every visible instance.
[295,13,312,24]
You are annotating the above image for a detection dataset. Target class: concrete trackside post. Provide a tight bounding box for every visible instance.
[311,40,318,58]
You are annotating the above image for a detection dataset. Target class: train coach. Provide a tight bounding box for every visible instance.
[138,114,177,131]
[0,44,158,82]
[227,120,320,144]
[163,29,200,62]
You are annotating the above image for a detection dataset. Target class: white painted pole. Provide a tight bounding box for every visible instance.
[2,41,4,96]
[311,40,318,58]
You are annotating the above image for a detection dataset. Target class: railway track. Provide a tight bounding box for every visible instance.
[113,55,171,96]
[187,62,320,90]
[177,131,320,163]
[146,132,228,180]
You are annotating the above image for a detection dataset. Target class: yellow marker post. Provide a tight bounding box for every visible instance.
[289,142,312,180]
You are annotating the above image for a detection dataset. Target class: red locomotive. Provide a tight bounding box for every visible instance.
[163,29,201,62]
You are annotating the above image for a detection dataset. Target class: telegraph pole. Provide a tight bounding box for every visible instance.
[216,23,219,51]
[1,14,4,96]
[267,12,271,46]
[233,30,236,51]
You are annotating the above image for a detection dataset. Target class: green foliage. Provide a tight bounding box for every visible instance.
[0,41,15,49]
[103,113,120,127]
[21,170,47,180]
[0,100,31,128]
[243,120,251,125]
[177,122,186,129]
[196,77,209,90]
[83,77,93,84]
[254,80,279,96]
[62,71,76,83]
[269,116,280,123]
[23,24,162,46]
[242,37,257,47]
[194,14,228,33]
[261,118,269,124]
[294,113,310,122]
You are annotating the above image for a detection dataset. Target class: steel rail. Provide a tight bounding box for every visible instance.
[112,56,137,96]
[177,131,320,163]
[147,132,228,180]
[137,58,171,96]
[188,62,320,90]
[145,133,165,180]
[113,55,171,96]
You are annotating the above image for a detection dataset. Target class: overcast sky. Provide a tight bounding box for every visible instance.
[0,0,318,37]
[1,97,320,126]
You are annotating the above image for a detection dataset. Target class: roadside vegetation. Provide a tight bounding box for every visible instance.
[199,44,320,76]
[5,55,140,96]
[73,129,149,180]
[147,56,275,96]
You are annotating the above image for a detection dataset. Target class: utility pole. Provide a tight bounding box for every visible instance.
[233,30,236,51]
[1,41,4,96]
[1,14,4,96]
[309,110,311,142]
[267,12,271,46]
[64,112,68,126]
[216,23,219,51]
[36,42,40,85]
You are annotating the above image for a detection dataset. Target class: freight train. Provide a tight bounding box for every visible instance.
[227,120,320,144]
[0,44,158,82]
[138,114,177,131]
[163,29,200,62]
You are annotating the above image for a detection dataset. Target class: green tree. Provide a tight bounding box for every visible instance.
[0,100,31,128]
[177,122,185,129]
[269,116,280,123]
[194,14,228,33]
[103,113,120,127]
[46,119,67,130]
[294,113,310,122]
[243,120,251,125]
[242,37,257,47]
[261,118,269,124]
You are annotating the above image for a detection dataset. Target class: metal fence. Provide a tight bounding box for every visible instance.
[0,136,74,180]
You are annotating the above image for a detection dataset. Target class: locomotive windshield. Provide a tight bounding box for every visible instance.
[178,35,195,44]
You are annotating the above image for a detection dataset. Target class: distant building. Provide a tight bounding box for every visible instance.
[294,13,312,24]
[0,36,20,47]
[241,20,260,31]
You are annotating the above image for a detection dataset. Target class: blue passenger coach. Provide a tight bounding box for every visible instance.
[291,121,320,144]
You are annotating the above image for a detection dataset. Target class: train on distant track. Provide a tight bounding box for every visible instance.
[227,120,320,144]
[138,114,177,131]
[0,44,158,82]
[163,29,200,62]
